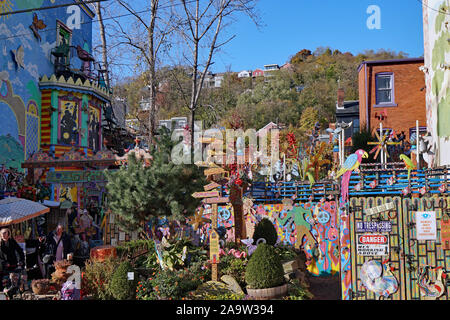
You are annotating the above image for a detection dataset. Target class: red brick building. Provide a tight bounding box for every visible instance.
[358,58,427,140]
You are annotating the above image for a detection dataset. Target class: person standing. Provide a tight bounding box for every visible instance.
[42,223,73,278]
[0,227,25,290]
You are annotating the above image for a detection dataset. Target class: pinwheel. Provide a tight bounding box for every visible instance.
[368,129,401,162]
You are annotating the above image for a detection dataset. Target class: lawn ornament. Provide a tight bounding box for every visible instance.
[420,186,428,196]
[417,266,446,299]
[335,149,368,203]
[189,207,211,231]
[61,280,81,300]
[306,171,315,188]
[400,154,416,181]
[243,198,256,217]
[227,249,247,259]
[402,186,411,196]
[307,142,331,181]
[359,260,399,299]
[368,127,401,163]
[387,176,395,186]
[241,238,266,256]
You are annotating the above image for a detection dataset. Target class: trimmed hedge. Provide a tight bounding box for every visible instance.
[252,218,278,246]
[245,243,285,289]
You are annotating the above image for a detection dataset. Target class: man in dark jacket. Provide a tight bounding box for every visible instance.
[0,227,25,290]
[42,223,73,278]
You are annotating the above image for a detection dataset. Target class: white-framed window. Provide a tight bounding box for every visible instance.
[375,73,394,105]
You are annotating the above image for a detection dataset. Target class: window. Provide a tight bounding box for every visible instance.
[353,119,360,134]
[375,73,395,105]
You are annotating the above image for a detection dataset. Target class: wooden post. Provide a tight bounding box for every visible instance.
[210,204,219,281]
[230,185,245,244]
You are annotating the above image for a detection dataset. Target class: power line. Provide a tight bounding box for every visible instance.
[0,0,108,17]
[0,0,196,42]
[416,0,450,15]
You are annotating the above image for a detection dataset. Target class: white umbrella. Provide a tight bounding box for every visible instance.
[0,197,50,226]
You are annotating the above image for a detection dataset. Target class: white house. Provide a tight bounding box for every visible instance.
[238,70,252,78]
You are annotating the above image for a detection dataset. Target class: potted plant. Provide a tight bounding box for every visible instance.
[245,243,287,300]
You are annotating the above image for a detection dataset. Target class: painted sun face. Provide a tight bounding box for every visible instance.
[0,0,13,19]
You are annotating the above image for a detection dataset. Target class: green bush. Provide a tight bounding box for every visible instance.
[82,256,121,300]
[140,268,206,300]
[109,261,138,300]
[274,245,298,261]
[220,256,248,289]
[245,243,285,289]
[252,218,278,246]
[115,239,155,259]
[203,292,245,300]
[283,279,313,300]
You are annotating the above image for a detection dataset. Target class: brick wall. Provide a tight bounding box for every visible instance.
[358,61,426,139]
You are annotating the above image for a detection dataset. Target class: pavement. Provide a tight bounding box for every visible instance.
[306,273,341,300]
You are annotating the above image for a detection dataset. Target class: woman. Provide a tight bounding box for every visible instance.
[42,223,73,278]
[0,227,25,290]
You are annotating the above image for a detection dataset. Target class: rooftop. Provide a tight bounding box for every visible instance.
[358,57,424,72]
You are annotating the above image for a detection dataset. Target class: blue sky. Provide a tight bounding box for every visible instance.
[212,0,425,73]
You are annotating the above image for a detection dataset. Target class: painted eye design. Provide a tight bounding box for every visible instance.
[422,213,430,219]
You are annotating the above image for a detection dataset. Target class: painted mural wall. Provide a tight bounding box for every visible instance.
[423,0,450,166]
[198,200,340,276]
[0,0,94,170]
[103,200,340,277]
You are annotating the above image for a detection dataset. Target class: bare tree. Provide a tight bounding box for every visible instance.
[170,0,259,161]
[94,1,110,88]
[109,0,175,144]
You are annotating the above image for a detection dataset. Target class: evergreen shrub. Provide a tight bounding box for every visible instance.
[245,243,285,289]
[252,218,278,246]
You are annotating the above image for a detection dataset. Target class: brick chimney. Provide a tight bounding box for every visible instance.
[337,87,345,108]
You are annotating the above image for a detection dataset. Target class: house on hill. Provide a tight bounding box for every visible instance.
[358,58,427,141]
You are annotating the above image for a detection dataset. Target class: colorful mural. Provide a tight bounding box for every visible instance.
[59,99,79,145]
[191,200,341,276]
[0,0,95,170]
[88,105,100,151]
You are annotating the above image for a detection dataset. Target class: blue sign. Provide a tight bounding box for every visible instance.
[356,221,392,233]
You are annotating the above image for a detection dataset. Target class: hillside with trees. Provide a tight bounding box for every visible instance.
[114,47,410,140]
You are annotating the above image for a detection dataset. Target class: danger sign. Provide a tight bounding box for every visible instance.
[357,234,389,256]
